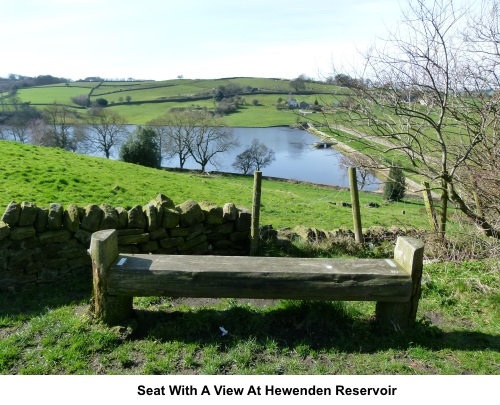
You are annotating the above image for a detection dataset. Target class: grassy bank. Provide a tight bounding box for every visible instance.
[1,140,498,375]
[0,257,498,374]
[0,140,431,231]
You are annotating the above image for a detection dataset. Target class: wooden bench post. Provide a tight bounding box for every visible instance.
[375,236,424,330]
[90,229,133,325]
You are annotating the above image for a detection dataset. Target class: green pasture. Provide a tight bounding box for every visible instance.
[97,80,156,88]
[107,94,335,126]
[9,76,341,114]
[0,256,498,375]
[0,140,431,232]
[222,104,300,127]
[107,101,217,124]
[0,140,498,376]
[51,82,100,89]
[92,84,211,103]
[15,86,89,106]
[219,77,290,90]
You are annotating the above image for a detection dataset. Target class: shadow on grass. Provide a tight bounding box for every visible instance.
[131,302,500,354]
[2,272,498,356]
[0,271,93,320]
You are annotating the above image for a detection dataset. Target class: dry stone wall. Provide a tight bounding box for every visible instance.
[0,194,251,291]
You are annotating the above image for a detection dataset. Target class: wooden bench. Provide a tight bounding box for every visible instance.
[90,229,424,330]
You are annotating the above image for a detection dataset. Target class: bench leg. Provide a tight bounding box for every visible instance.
[90,229,133,325]
[94,294,133,325]
[375,301,412,331]
[375,236,424,330]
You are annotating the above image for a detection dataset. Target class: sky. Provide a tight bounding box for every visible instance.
[1,0,404,81]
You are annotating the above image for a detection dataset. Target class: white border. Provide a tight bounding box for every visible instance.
[2,375,498,404]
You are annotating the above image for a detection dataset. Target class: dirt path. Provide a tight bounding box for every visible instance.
[306,123,436,197]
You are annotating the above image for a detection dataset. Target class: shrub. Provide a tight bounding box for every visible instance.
[383,165,406,201]
[93,98,108,107]
[119,127,160,168]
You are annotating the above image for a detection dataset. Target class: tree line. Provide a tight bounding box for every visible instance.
[0,104,275,174]
[0,74,70,98]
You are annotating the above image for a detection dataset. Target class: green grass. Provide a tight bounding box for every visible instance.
[15,86,90,106]
[0,140,432,231]
[9,77,342,126]
[0,258,498,374]
[0,140,498,375]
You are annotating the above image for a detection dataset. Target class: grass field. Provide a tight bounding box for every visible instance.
[0,242,498,375]
[6,77,343,126]
[15,86,88,106]
[0,140,498,375]
[0,140,431,231]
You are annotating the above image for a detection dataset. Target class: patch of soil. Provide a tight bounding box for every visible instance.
[168,297,281,309]
[424,311,445,326]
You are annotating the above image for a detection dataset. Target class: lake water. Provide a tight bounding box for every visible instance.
[1,125,379,190]
[172,127,380,190]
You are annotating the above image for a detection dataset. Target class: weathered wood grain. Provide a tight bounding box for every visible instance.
[89,230,424,329]
[107,254,412,301]
[90,229,132,324]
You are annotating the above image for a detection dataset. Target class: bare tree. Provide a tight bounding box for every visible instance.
[42,103,82,151]
[290,74,308,93]
[326,0,499,238]
[338,153,376,190]
[232,139,276,174]
[251,139,276,171]
[453,0,500,234]
[28,118,52,146]
[187,112,239,173]
[84,107,128,158]
[147,111,199,169]
[232,148,255,174]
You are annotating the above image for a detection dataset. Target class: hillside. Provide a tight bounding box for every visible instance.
[5,77,344,126]
[0,140,430,231]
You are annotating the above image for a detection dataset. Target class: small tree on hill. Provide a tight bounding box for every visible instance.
[93,98,108,107]
[290,74,308,93]
[383,166,406,202]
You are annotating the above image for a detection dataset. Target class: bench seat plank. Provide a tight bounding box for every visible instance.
[107,254,412,302]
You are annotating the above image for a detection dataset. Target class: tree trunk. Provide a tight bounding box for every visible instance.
[439,179,448,239]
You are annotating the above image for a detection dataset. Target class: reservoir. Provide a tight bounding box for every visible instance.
[174,126,380,190]
[1,125,379,190]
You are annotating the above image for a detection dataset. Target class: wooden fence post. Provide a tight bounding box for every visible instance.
[422,181,439,234]
[90,229,133,325]
[375,236,424,330]
[348,167,363,244]
[250,171,262,256]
